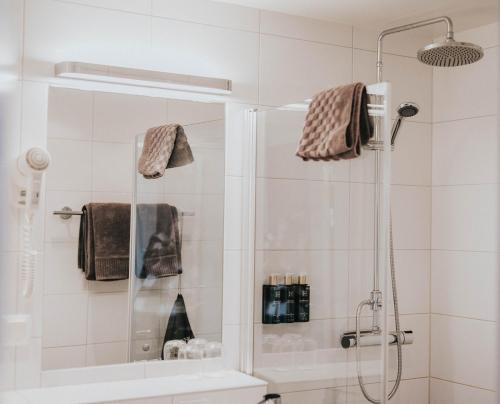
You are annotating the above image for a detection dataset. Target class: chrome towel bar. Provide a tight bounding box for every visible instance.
[53,206,195,220]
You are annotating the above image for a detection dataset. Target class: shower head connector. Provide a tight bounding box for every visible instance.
[417,38,483,67]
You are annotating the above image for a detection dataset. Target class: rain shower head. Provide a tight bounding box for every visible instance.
[417,38,484,67]
[391,102,419,147]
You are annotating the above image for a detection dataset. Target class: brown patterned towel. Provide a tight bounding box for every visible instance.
[296,82,373,161]
[138,124,194,179]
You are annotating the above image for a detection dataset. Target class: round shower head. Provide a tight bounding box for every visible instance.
[417,38,483,67]
[397,102,419,118]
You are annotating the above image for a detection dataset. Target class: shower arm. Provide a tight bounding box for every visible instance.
[376,16,454,82]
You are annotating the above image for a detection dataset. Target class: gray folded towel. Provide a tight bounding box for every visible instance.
[78,203,131,281]
[135,204,182,279]
[138,124,194,179]
[296,82,373,161]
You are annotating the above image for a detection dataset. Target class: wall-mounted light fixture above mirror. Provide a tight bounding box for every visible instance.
[55,62,232,95]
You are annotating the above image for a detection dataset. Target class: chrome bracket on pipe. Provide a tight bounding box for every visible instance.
[341,330,413,349]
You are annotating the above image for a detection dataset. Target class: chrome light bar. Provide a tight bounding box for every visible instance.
[55,62,232,95]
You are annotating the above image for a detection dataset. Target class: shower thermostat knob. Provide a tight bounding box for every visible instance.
[142,343,151,352]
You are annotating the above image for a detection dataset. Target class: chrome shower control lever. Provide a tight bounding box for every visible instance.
[341,330,413,349]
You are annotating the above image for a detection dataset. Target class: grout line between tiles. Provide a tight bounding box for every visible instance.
[430,376,496,393]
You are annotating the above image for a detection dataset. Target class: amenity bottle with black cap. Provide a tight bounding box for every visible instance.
[295,273,310,322]
[262,274,280,324]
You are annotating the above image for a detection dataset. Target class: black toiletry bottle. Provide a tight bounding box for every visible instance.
[296,273,310,322]
[262,274,281,324]
[285,273,296,323]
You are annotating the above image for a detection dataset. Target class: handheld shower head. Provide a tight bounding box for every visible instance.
[391,102,419,147]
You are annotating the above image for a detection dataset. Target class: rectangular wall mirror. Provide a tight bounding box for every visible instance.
[43,87,225,370]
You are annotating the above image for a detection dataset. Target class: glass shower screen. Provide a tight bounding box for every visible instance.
[250,86,392,403]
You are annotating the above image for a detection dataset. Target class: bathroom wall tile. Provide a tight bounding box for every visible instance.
[281,387,347,404]
[431,314,496,390]
[20,81,49,150]
[392,122,432,186]
[44,190,91,243]
[353,49,432,123]
[259,34,352,106]
[164,193,224,242]
[349,147,375,184]
[161,240,223,290]
[222,250,242,326]
[432,184,498,251]
[347,377,429,404]
[88,279,128,293]
[432,115,499,185]
[61,0,152,14]
[431,250,497,321]
[86,341,128,367]
[151,17,259,103]
[42,345,86,370]
[91,142,134,193]
[260,10,352,47]
[255,250,349,323]
[389,250,430,315]
[430,378,496,404]
[47,88,93,141]
[256,178,350,250]
[91,191,133,204]
[93,92,167,143]
[354,27,433,58]
[0,252,19,316]
[133,291,162,341]
[454,22,500,49]
[433,46,498,121]
[183,119,225,149]
[163,144,225,195]
[167,100,224,126]
[24,0,151,79]
[348,182,374,250]
[347,250,375,317]
[256,108,350,182]
[42,294,88,347]
[87,292,128,344]
[43,242,87,295]
[391,185,431,250]
[15,337,41,389]
[46,139,91,191]
[253,318,348,375]
[0,345,16,391]
[152,0,259,32]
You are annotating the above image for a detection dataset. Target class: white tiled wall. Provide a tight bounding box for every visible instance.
[42,88,225,370]
[430,22,499,403]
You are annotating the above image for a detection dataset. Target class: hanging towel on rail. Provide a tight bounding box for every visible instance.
[135,203,182,279]
[78,203,131,281]
[138,124,194,179]
[296,82,373,161]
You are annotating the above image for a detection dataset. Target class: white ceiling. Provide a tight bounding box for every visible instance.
[215,0,498,31]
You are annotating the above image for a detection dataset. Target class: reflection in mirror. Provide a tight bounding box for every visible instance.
[43,87,224,370]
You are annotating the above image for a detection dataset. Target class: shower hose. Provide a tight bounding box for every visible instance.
[355,214,402,403]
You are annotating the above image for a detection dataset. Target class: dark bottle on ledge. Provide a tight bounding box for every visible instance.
[295,273,310,322]
[262,274,280,324]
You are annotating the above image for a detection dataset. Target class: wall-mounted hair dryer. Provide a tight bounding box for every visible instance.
[17,147,50,298]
